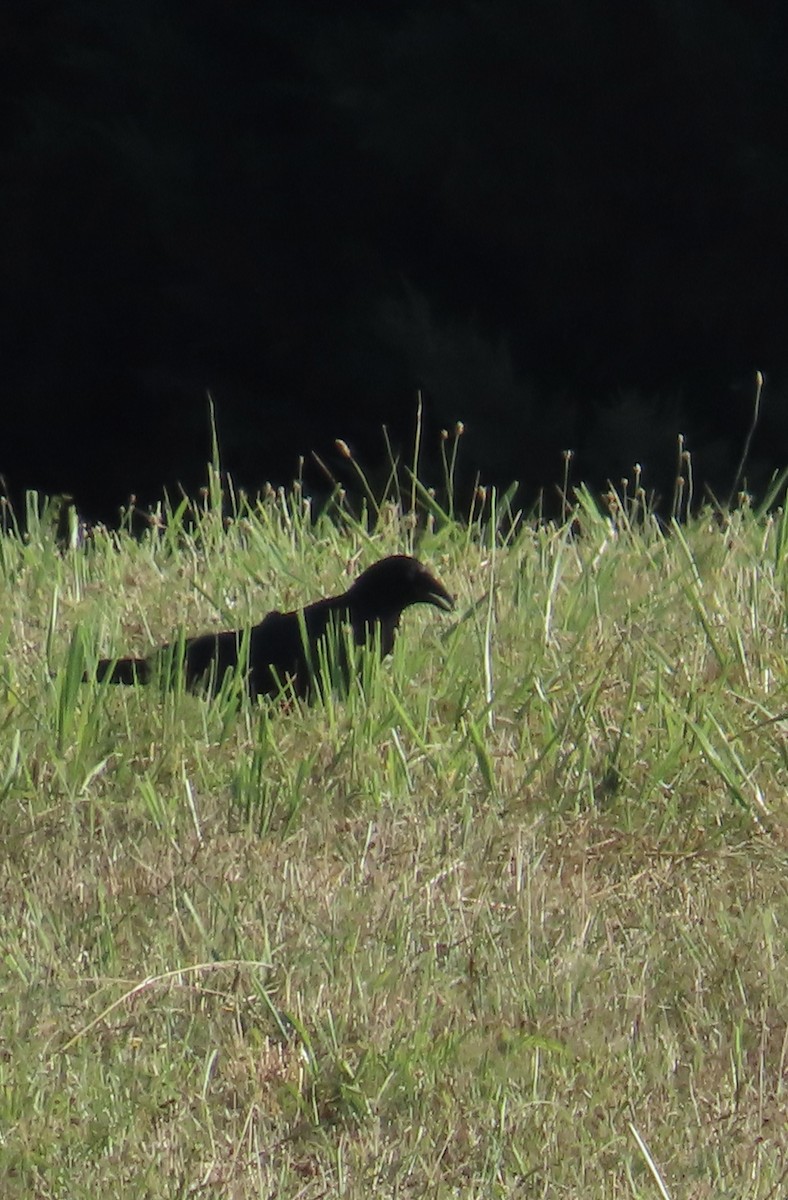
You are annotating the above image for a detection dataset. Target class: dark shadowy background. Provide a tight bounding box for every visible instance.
[3,1,787,521]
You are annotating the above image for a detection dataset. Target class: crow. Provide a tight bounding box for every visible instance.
[89,554,454,699]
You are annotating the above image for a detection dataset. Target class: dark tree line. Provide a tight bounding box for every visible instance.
[3,0,788,519]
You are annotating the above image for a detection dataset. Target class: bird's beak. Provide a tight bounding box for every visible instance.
[425,580,455,611]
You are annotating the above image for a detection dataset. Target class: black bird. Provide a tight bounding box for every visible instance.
[89,555,454,699]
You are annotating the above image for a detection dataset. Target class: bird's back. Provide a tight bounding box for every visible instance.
[247,598,358,699]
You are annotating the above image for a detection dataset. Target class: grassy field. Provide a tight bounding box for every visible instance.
[1,466,788,1198]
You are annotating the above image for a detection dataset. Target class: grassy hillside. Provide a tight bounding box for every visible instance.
[1,472,787,1198]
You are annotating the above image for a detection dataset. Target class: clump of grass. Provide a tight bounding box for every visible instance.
[1,443,788,1198]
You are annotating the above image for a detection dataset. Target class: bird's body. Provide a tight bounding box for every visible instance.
[90,555,453,700]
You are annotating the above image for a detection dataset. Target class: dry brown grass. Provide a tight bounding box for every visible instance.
[1,480,788,1197]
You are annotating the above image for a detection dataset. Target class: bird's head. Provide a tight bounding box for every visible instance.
[347,555,454,618]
